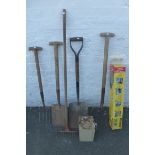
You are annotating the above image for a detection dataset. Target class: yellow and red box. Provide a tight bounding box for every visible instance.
[109,64,126,130]
[109,117,123,130]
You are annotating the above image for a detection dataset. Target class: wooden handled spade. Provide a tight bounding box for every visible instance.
[29,46,45,108]
[70,37,83,104]
[100,32,115,110]
[68,37,88,130]
[49,41,67,127]
[49,41,63,106]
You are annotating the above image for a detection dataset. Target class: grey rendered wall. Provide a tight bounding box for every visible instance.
[26,0,129,107]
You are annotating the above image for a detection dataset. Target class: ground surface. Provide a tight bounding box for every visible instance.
[26,107,129,155]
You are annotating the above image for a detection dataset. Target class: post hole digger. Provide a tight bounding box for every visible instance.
[29,46,46,121]
[100,32,115,110]
[49,41,66,127]
[69,37,88,130]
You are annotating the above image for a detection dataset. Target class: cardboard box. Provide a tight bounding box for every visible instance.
[109,117,123,130]
[79,116,96,142]
[109,64,126,130]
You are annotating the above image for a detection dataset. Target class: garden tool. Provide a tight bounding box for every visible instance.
[52,9,76,132]
[49,41,66,127]
[69,37,88,130]
[61,9,76,132]
[100,32,115,110]
[29,46,46,121]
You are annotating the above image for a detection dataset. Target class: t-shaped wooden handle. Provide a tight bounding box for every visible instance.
[29,46,43,51]
[49,41,63,46]
[100,32,115,38]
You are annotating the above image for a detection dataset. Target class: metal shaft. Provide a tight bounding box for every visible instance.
[75,56,80,104]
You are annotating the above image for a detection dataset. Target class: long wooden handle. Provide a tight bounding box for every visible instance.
[100,38,109,109]
[54,45,61,106]
[34,52,45,107]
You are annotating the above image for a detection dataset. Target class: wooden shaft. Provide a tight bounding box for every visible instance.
[100,38,109,109]
[34,51,45,107]
[75,56,80,104]
[53,45,61,106]
[102,38,109,87]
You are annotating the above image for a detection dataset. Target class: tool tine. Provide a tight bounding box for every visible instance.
[49,108,51,124]
[39,107,41,123]
[47,108,49,124]
[41,107,43,123]
[50,107,52,124]
[43,107,45,123]
[40,107,43,123]
[46,108,48,123]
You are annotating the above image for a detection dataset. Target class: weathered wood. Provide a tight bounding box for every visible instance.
[100,33,115,109]
[49,41,63,106]
[29,46,45,108]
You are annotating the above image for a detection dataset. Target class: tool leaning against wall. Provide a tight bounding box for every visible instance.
[59,9,77,133]
[68,37,88,130]
[49,41,66,128]
[99,32,115,110]
[28,46,46,121]
[27,8,126,137]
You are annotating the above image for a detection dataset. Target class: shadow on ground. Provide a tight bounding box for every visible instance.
[26,107,129,155]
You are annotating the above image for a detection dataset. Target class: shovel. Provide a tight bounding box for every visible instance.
[69,37,88,130]
[49,41,66,127]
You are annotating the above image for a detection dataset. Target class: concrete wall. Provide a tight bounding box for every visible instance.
[26,0,129,107]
